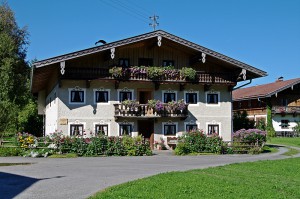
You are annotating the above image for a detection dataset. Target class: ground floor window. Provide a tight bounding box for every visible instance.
[95,124,108,135]
[70,124,84,136]
[208,124,219,135]
[186,124,198,132]
[119,124,133,136]
[164,124,176,135]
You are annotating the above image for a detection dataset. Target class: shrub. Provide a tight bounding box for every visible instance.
[179,67,197,80]
[0,147,23,157]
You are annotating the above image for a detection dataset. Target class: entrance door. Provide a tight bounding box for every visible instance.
[138,120,154,149]
[138,90,152,104]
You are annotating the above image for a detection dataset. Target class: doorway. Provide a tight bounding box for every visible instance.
[138,90,153,104]
[138,120,154,149]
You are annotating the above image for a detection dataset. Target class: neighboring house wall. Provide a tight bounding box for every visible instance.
[272,114,300,132]
[46,80,232,141]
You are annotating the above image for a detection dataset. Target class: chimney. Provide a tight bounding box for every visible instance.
[276,76,284,82]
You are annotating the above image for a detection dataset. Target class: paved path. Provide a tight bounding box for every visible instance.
[0,147,299,199]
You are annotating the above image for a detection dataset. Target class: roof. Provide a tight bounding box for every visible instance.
[32,30,267,77]
[233,78,300,101]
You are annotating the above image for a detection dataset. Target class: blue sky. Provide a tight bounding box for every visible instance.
[8,0,300,86]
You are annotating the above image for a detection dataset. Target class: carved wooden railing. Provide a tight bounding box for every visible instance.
[272,106,300,115]
[62,68,235,84]
[114,103,189,119]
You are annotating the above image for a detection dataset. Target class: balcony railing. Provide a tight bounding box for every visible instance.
[114,103,189,119]
[272,106,300,115]
[62,68,235,84]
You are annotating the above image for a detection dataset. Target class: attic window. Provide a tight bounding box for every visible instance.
[163,60,174,67]
[138,58,153,66]
[119,58,129,68]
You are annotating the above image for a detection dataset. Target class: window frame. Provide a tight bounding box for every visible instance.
[162,90,177,103]
[163,60,174,67]
[69,124,84,136]
[162,122,178,136]
[205,91,220,106]
[119,123,134,136]
[184,122,199,132]
[184,91,199,105]
[95,124,109,136]
[207,124,220,135]
[119,58,130,68]
[117,89,134,102]
[69,88,86,105]
[94,89,110,104]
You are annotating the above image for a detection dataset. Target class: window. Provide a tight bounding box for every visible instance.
[281,99,288,106]
[138,58,153,66]
[163,93,176,103]
[186,124,198,132]
[163,60,174,67]
[95,91,109,103]
[164,124,177,135]
[119,91,133,102]
[95,124,108,135]
[119,58,129,68]
[119,124,133,136]
[70,124,84,136]
[280,120,289,129]
[207,93,219,104]
[208,125,219,135]
[69,89,85,104]
[185,93,197,104]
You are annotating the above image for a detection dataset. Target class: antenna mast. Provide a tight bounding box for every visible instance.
[149,14,159,31]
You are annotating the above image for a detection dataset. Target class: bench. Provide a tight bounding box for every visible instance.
[167,137,178,149]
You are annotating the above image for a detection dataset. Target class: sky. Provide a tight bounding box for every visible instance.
[7,0,300,86]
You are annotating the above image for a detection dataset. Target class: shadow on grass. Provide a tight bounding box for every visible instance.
[0,172,65,199]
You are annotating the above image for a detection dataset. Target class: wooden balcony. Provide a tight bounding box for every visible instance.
[113,103,189,120]
[272,106,300,116]
[61,68,235,85]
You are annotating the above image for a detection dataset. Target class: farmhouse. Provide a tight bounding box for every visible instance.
[233,77,300,136]
[31,30,266,146]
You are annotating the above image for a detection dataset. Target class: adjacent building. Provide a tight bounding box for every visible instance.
[31,30,266,146]
[233,77,300,136]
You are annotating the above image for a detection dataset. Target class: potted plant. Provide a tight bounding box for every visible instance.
[146,99,157,115]
[179,67,197,81]
[147,66,164,80]
[109,66,122,78]
[155,100,164,115]
[176,99,187,114]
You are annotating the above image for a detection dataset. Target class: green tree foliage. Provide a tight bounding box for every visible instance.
[0,3,42,136]
[233,111,255,132]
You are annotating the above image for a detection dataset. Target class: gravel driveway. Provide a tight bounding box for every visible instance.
[0,147,298,199]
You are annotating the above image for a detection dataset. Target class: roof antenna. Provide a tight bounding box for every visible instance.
[149,14,159,31]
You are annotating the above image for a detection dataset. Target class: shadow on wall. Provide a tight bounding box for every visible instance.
[0,172,64,199]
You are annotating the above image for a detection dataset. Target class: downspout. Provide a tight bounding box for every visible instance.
[232,79,252,91]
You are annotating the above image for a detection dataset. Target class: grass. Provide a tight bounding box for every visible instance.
[90,157,300,199]
[267,137,300,148]
[48,153,78,158]
[282,148,299,156]
[261,145,279,153]
[0,163,32,166]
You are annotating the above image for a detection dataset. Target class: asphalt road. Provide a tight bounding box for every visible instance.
[0,147,299,199]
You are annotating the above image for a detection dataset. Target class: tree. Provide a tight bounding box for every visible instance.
[233,110,255,132]
[0,3,42,136]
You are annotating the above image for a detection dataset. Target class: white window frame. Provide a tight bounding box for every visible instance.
[184,121,200,132]
[117,89,134,102]
[162,90,177,103]
[205,91,220,107]
[118,122,134,136]
[93,122,110,136]
[68,88,86,105]
[162,122,178,136]
[206,122,221,136]
[184,91,199,106]
[68,121,86,136]
[93,89,110,105]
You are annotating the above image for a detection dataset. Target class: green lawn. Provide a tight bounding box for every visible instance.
[267,137,300,147]
[90,158,300,199]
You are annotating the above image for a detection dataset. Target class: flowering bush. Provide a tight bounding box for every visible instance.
[17,132,37,148]
[233,129,266,146]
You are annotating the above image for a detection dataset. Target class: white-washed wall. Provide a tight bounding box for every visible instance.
[45,85,58,135]
[272,114,300,132]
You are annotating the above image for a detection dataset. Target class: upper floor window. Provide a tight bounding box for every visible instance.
[70,124,84,136]
[163,90,177,103]
[95,124,108,135]
[163,60,174,67]
[119,58,130,68]
[208,124,219,135]
[119,90,133,102]
[94,89,110,104]
[281,99,288,106]
[138,58,153,66]
[119,124,133,136]
[69,88,86,104]
[206,92,220,106]
[185,92,198,104]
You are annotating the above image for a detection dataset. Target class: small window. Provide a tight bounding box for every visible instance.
[70,124,84,136]
[119,124,132,136]
[164,124,176,135]
[119,58,130,68]
[281,99,288,106]
[163,60,174,67]
[164,93,176,103]
[280,120,289,129]
[95,124,108,135]
[95,91,109,103]
[119,91,132,102]
[70,90,85,103]
[138,58,153,66]
[208,125,219,135]
[238,102,242,108]
[186,124,198,132]
[185,93,197,104]
[207,93,218,104]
